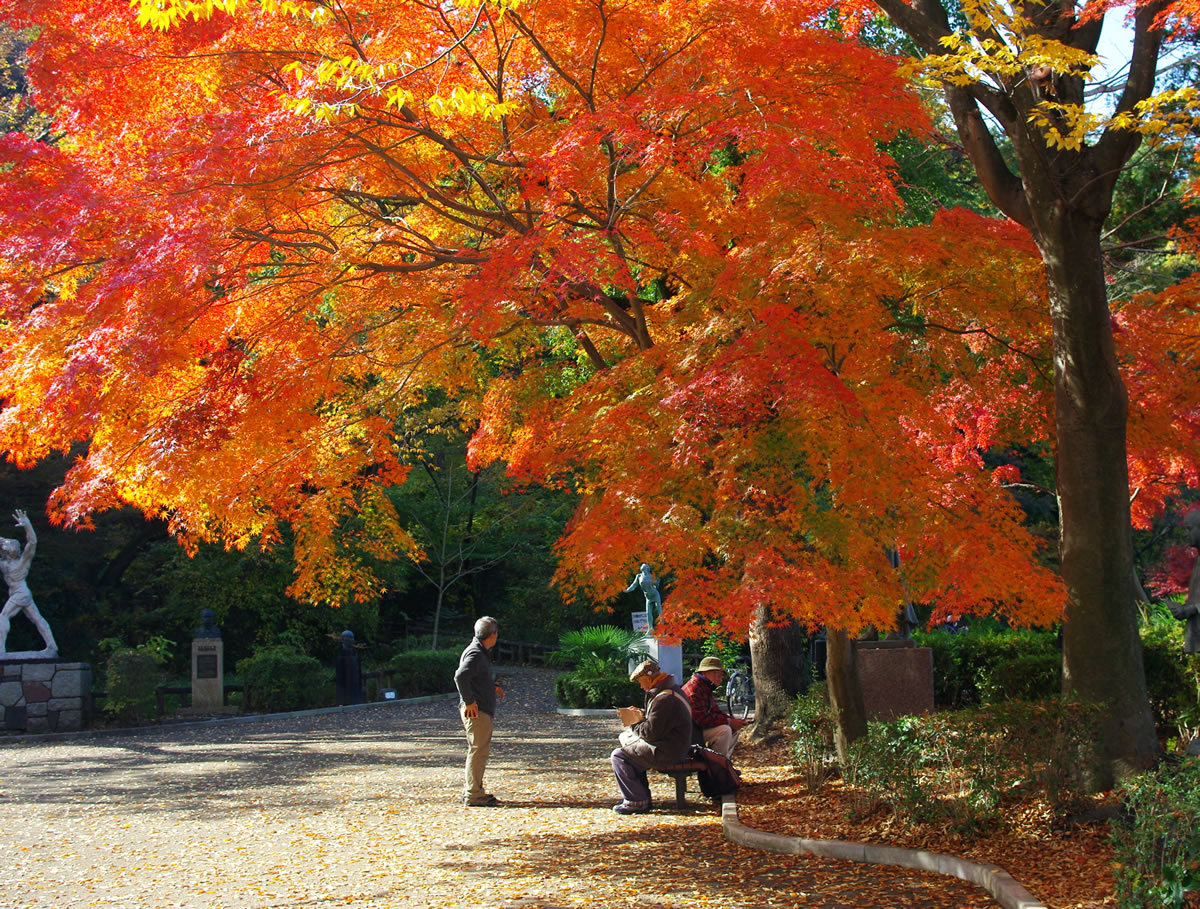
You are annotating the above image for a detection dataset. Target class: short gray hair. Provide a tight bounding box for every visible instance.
[474,616,498,640]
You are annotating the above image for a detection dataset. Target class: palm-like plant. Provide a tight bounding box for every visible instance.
[550,626,649,677]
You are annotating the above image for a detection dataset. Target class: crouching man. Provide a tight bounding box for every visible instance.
[609,659,693,815]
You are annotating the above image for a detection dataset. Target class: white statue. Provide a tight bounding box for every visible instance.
[0,510,58,658]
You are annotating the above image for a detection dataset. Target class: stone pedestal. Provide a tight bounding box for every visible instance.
[645,639,683,687]
[178,609,236,716]
[182,636,232,714]
[856,641,934,721]
[0,660,92,733]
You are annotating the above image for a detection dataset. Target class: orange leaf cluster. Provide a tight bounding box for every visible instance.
[2,0,1199,626]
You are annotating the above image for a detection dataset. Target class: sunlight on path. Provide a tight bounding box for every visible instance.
[0,668,992,908]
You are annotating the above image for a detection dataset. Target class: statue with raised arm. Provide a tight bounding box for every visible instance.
[625,563,662,630]
[0,510,58,658]
[1171,511,1200,654]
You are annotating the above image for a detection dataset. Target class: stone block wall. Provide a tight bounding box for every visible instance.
[1,661,92,733]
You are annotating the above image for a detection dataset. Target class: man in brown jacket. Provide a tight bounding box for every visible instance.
[609,658,693,814]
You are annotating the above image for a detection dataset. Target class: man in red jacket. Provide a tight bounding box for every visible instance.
[682,657,747,757]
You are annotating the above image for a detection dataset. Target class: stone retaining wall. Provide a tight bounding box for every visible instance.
[0,661,92,733]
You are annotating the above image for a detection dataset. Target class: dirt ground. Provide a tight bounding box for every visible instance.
[0,667,999,908]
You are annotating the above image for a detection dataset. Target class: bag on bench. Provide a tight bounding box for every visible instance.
[687,744,741,798]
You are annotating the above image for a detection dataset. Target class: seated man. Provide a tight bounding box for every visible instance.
[610,658,693,815]
[682,657,747,757]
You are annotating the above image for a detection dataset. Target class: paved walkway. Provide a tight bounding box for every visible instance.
[0,667,996,908]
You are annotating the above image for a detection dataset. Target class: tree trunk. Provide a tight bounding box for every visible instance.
[826,628,868,763]
[1038,214,1159,784]
[746,604,806,740]
[867,0,1165,788]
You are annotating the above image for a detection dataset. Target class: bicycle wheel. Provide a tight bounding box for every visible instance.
[727,675,752,720]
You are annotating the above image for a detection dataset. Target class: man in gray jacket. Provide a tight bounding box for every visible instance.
[454,616,505,806]
[610,658,693,814]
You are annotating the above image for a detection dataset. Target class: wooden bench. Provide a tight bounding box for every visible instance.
[654,759,708,808]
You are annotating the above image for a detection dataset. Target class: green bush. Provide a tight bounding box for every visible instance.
[1140,621,1200,747]
[103,650,161,724]
[914,628,1059,707]
[548,625,649,676]
[554,670,642,709]
[381,649,461,698]
[236,645,330,712]
[790,683,836,791]
[1113,757,1200,908]
[977,652,1062,704]
[839,698,1100,833]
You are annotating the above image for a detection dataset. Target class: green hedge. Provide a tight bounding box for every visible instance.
[913,628,1059,707]
[237,645,330,712]
[840,698,1102,833]
[1113,757,1200,907]
[554,670,642,709]
[104,650,160,724]
[379,649,461,698]
[977,652,1062,704]
[1140,622,1200,744]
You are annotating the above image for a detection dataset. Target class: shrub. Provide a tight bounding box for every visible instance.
[914,628,1059,707]
[100,635,174,725]
[1112,757,1200,908]
[549,626,649,676]
[103,650,161,724]
[382,649,461,698]
[554,670,643,709]
[790,683,836,791]
[838,698,1100,833]
[236,645,330,712]
[977,652,1062,704]
[1140,621,1200,748]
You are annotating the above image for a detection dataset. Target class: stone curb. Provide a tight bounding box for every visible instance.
[555,707,618,717]
[1,691,461,745]
[720,797,1047,909]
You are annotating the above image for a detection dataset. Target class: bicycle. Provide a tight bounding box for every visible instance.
[724,659,754,719]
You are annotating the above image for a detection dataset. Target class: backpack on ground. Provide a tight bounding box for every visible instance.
[687,744,742,798]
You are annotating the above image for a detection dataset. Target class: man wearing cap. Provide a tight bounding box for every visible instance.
[609,658,693,815]
[682,657,748,757]
[454,616,506,807]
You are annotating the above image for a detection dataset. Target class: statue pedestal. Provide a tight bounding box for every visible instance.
[178,637,236,716]
[856,641,934,721]
[644,639,683,687]
[0,660,92,733]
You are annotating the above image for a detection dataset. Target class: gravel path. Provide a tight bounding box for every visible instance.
[0,667,994,908]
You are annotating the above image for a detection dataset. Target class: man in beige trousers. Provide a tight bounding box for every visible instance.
[454,616,505,806]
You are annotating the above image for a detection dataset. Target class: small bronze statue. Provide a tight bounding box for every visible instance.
[626,563,663,630]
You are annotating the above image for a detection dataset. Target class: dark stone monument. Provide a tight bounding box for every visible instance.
[856,639,935,721]
[335,630,363,706]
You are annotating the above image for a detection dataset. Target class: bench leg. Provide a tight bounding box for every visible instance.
[672,772,688,808]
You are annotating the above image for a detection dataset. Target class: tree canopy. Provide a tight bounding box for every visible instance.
[0,0,1198,681]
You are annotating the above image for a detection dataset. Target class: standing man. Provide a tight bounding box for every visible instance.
[682,657,747,757]
[454,616,505,806]
[610,658,693,815]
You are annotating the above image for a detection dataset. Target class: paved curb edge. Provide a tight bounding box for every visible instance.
[2,691,461,745]
[720,796,1047,909]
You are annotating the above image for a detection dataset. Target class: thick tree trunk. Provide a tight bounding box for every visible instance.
[1038,215,1159,784]
[870,0,1164,789]
[825,629,868,763]
[746,604,806,740]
